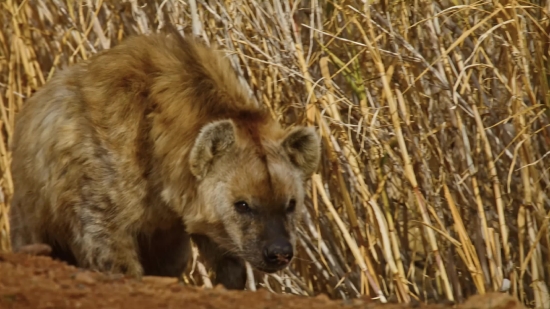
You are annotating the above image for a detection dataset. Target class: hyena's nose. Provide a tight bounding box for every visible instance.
[264,239,293,266]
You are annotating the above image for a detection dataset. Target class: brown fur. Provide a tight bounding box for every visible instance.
[9,30,321,290]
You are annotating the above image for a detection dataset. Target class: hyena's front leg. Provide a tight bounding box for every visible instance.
[139,221,192,278]
[75,220,143,278]
[191,234,247,290]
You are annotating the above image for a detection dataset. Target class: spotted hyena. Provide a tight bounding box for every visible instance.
[9,30,321,290]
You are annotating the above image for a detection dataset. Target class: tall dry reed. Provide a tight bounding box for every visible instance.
[0,0,549,307]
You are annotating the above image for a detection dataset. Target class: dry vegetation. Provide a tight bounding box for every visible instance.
[0,0,549,308]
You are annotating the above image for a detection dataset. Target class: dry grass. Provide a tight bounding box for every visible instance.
[1,0,550,307]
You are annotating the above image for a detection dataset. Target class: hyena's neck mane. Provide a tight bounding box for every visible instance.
[138,32,282,217]
[76,31,284,223]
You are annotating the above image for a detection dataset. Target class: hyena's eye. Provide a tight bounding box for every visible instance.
[286,199,296,213]
[234,201,251,214]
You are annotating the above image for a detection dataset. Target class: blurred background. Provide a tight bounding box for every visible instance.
[0,0,549,307]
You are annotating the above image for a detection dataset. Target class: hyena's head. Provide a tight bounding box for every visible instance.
[189,116,321,273]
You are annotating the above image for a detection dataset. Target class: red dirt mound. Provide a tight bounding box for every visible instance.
[0,251,525,309]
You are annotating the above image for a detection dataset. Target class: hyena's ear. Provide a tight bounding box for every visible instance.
[281,126,321,178]
[190,120,236,179]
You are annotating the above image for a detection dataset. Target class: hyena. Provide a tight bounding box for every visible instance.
[9,30,321,290]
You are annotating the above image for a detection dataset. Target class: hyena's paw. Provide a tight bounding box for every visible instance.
[80,233,143,278]
[114,260,144,278]
[106,248,144,278]
[92,254,144,278]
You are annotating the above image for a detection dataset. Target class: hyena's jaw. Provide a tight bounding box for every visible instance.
[248,259,292,274]
[256,263,291,274]
[238,247,295,274]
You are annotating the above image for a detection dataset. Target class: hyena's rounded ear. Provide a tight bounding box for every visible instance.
[281,126,321,178]
[190,120,236,179]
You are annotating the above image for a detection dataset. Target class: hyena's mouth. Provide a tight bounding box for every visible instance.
[254,263,290,274]
[246,253,293,274]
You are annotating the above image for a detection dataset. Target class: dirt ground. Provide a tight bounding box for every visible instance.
[0,251,526,309]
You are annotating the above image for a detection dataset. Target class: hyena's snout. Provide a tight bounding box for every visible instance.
[263,238,293,268]
[258,215,297,272]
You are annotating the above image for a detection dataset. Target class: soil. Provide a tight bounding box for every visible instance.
[0,250,526,309]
